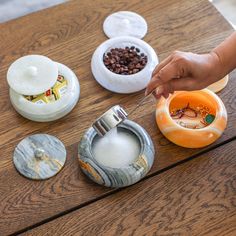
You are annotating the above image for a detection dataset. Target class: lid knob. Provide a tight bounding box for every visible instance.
[7,55,58,96]
[26,66,38,78]
[122,18,130,25]
[34,148,45,160]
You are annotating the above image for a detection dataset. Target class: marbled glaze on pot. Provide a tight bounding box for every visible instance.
[78,119,155,188]
[156,89,227,148]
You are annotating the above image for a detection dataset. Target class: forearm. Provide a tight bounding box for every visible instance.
[212,31,236,77]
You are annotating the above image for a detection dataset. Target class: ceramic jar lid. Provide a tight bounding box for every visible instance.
[207,75,229,93]
[7,55,58,95]
[103,11,148,39]
[13,134,66,180]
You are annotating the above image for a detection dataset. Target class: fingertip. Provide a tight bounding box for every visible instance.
[163,92,170,99]
[153,93,162,100]
[145,84,153,96]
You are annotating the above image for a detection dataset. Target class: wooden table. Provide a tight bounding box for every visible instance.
[0,0,235,235]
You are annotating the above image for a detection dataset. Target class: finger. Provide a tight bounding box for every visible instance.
[153,76,197,99]
[156,77,195,96]
[145,75,161,96]
[151,55,173,77]
[162,91,170,99]
[156,77,194,97]
[146,62,180,95]
[167,77,196,91]
[152,92,162,100]
[152,85,164,99]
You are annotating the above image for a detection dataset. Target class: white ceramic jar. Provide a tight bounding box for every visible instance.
[91,36,158,94]
[7,55,80,122]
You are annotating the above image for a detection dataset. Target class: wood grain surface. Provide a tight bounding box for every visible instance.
[23,139,236,236]
[0,0,235,235]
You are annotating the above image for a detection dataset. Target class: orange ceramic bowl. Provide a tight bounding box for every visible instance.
[156,89,227,148]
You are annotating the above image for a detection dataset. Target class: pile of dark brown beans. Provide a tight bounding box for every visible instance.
[103,46,148,75]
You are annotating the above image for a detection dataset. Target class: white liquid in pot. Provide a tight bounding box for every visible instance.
[92,128,140,168]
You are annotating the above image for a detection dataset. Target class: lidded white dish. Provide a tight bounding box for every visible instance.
[7,55,80,122]
[91,11,159,94]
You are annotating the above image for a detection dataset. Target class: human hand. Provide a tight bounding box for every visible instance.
[145,51,223,99]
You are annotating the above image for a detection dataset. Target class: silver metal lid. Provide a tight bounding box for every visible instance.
[92,105,128,136]
[13,134,66,180]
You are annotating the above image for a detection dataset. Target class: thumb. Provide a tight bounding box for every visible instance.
[152,77,194,99]
[145,62,180,96]
[168,77,195,91]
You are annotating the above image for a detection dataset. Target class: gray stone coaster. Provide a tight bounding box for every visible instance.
[103,11,148,39]
[13,134,66,180]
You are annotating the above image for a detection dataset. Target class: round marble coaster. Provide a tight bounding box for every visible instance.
[207,75,229,93]
[103,11,148,39]
[13,134,66,180]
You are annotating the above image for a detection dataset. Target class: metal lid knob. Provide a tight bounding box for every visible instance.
[92,105,127,136]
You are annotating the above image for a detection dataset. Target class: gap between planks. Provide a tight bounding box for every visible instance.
[10,135,236,236]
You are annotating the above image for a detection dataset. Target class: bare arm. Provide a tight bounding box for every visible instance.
[213,31,236,78]
[146,32,236,98]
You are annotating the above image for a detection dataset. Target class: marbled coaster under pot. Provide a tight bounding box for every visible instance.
[103,11,148,39]
[13,134,66,180]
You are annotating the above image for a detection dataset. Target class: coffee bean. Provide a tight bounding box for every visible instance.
[115,55,120,61]
[103,46,147,75]
[141,59,146,65]
[128,64,135,70]
[133,68,139,73]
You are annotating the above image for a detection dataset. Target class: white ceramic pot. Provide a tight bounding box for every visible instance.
[8,58,80,122]
[91,36,159,94]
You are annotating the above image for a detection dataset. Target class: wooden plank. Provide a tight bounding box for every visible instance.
[0,0,235,235]
[24,140,236,236]
[0,0,232,67]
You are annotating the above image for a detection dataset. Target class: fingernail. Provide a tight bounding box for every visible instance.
[153,92,162,100]
[155,86,164,96]
[145,90,148,96]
